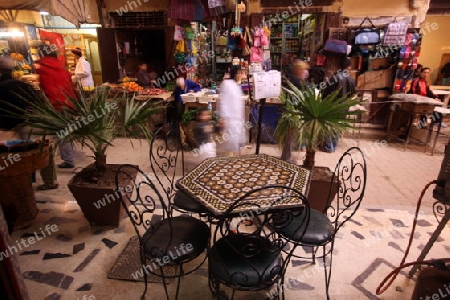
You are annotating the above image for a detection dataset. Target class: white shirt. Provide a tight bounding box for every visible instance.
[72,56,94,87]
[217,79,246,152]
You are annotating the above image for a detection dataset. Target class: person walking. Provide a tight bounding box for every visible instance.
[0,56,49,188]
[216,66,246,156]
[281,60,312,161]
[35,45,77,170]
[320,58,357,152]
[0,56,36,133]
[71,47,94,89]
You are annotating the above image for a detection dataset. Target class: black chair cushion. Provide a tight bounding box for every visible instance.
[209,234,281,288]
[142,216,210,263]
[173,190,207,213]
[277,209,334,245]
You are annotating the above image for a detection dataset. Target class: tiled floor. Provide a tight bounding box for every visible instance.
[5,127,450,299]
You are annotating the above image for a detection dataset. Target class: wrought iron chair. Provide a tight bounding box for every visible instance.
[115,164,210,300]
[208,185,310,300]
[275,147,367,300]
[149,126,208,216]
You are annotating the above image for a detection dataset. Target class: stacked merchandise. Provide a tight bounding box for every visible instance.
[393,31,421,93]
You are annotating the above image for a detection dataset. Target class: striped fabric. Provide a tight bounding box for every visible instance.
[168,0,227,21]
[168,0,206,21]
[207,0,225,8]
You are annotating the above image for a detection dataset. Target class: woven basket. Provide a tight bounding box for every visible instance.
[0,144,49,229]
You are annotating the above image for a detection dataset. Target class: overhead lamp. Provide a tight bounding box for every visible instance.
[237,0,246,13]
[0,31,25,37]
[40,11,49,16]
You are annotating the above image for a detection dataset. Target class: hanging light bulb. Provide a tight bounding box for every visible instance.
[237,1,246,13]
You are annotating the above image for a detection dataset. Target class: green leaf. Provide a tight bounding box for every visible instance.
[0,85,158,169]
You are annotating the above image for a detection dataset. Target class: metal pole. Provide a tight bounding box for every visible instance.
[255,98,266,154]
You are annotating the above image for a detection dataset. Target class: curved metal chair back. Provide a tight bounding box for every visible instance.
[115,164,171,240]
[326,146,367,234]
[149,126,184,206]
[208,185,310,298]
[115,164,210,299]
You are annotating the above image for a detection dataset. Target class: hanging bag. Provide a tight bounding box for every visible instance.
[174,25,183,41]
[354,17,381,45]
[242,27,251,57]
[253,27,262,47]
[175,39,185,53]
[323,38,348,55]
[250,46,263,63]
[383,19,408,46]
[260,28,269,47]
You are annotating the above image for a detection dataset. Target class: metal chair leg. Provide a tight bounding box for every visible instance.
[140,250,149,298]
[160,263,170,300]
[323,241,336,300]
[174,265,184,300]
[321,246,330,300]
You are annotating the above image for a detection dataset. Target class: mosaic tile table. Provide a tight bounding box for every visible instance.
[176,154,311,216]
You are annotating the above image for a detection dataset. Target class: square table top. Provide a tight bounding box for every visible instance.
[176,154,311,216]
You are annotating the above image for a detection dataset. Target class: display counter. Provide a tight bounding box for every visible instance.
[387,93,443,150]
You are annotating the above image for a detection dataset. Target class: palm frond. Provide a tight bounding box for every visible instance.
[276,79,365,152]
[0,85,158,166]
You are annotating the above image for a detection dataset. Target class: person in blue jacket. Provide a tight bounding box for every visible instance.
[173,77,201,104]
[167,77,201,133]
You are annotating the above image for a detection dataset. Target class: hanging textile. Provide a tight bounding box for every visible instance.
[207,0,225,8]
[39,30,66,67]
[0,0,99,27]
[168,0,207,21]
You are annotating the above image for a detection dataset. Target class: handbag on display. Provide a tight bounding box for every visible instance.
[260,29,269,47]
[315,51,327,66]
[242,28,251,57]
[323,38,348,55]
[253,27,263,47]
[250,46,263,63]
[354,17,381,45]
[174,25,183,41]
[383,20,408,46]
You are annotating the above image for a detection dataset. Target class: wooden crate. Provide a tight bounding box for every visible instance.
[357,69,393,90]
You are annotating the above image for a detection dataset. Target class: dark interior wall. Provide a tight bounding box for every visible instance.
[97,28,170,83]
[116,29,166,76]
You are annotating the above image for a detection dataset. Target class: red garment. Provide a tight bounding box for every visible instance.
[410,78,429,97]
[36,57,75,111]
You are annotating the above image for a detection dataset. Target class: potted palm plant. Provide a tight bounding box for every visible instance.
[8,86,160,226]
[275,80,364,210]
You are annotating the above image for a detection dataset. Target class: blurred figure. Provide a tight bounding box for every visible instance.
[281,60,311,161]
[71,47,94,88]
[173,77,201,104]
[285,59,310,89]
[217,66,246,156]
[322,58,356,101]
[136,62,156,88]
[194,108,216,159]
[321,58,356,153]
[36,45,77,169]
[440,62,450,85]
[0,56,36,132]
[168,77,202,131]
[413,64,423,79]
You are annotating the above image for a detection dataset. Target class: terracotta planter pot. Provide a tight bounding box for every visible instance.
[0,145,49,230]
[68,164,137,227]
[308,166,339,212]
